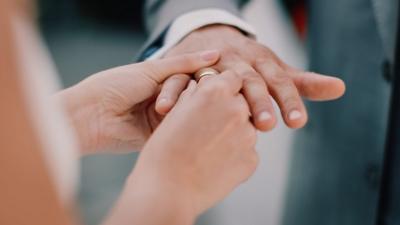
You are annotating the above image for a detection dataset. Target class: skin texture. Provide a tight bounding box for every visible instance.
[156,25,346,131]
[104,71,258,225]
[60,51,258,224]
[57,50,221,154]
[6,1,345,224]
[42,24,347,225]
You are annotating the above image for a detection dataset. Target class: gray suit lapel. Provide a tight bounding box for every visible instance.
[370,0,398,62]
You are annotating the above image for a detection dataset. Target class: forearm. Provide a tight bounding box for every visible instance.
[144,10,256,60]
[140,0,250,60]
[103,162,196,225]
[144,0,246,32]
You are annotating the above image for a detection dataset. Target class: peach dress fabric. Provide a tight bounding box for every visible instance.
[10,14,79,205]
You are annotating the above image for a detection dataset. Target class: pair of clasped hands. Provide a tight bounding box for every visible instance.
[58,26,345,224]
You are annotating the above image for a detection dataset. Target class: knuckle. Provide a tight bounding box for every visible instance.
[223,69,239,78]
[201,81,225,97]
[232,106,246,120]
[220,46,236,56]
[194,94,211,108]
[243,73,261,83]
[254,57,272,67]
[283,99,301,111]
[254,57,281,74]
[224,70,243,84]
[225,109,245,128]
[247,152,259,171]
[201,85,216,96]
[229,101,248,119]
[240,123,257,145]
[226,105,241,120]
[169,74,188,83]
[213,79,231,92]
[248,128,258,146]
[242,151,259,177]
[181,55,196,68]
[231,67,256,82]
[269,74,292,87]
[249,98,265,110]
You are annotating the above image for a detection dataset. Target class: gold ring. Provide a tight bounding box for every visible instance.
[194,68,219,82]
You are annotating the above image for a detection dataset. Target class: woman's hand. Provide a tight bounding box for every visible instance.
[56,50,220,154]
[108,71,258,225]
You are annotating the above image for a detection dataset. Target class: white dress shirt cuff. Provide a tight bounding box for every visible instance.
[146,8,257,60]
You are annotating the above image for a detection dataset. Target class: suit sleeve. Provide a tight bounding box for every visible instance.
[138,0,249,60]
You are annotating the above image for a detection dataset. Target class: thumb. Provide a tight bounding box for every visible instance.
[286,67,346,101]
[141,50,220,84]
[293,72,346,101]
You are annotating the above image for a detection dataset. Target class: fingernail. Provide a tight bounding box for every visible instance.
[258,111,272,121]
[158,97,170,106]
[200,50,219,61]
[289,110,302,121]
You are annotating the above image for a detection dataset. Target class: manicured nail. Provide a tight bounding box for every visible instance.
[200,50,219,61]
[289,110,302,120]
[258,111,272,121]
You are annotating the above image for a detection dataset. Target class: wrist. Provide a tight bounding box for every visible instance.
[55,85,99,155]
[107,164,197,225]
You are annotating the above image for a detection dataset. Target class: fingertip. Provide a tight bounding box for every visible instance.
[255,111,277,131]
[297,72,347,101]
[155,98,173,115]
[319,76,346,100]
[285,110,308,129]
[335,78,346,98]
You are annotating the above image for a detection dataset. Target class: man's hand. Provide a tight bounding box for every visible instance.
[155,25,345,131]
